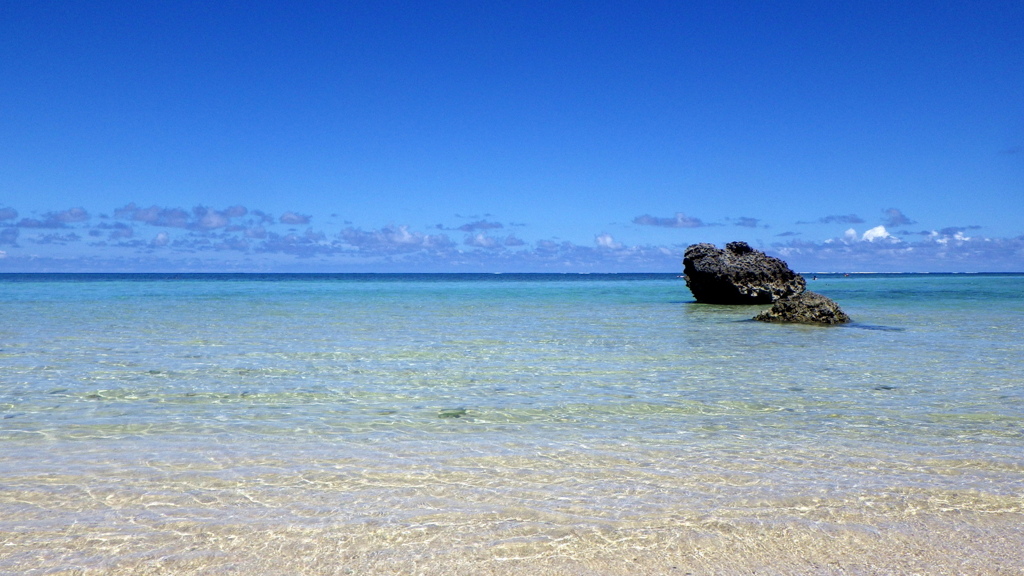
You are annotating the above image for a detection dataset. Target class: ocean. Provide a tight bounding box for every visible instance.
[1,273,1022,575]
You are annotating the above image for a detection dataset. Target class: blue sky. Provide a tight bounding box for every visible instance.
[1,1,1021,272]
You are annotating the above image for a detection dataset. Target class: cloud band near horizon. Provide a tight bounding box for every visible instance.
[1,203,1021,273]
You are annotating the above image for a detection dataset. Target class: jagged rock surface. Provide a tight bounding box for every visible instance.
[683,241,806,304]
[753,291,851,325]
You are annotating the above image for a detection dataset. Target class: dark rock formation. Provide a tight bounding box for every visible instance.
[683,241,806,304]
[753,291,851,325]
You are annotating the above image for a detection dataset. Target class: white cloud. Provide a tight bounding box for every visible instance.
[464,233,500,249]
[224,205,247,218]
[633,212,706,228]
[595,233,623,249]
[280,211,311,225]
[153,232,170,247]
[882,208,915,227]
[6,201,1019,273]
[339,225,454,255]
[115,204,190,227]
[862,225,897,242]
[457,220,503,232]
[829,226,900,244]
[196,210,230,230]
[774,230,1024,272]
[929,229,972,245]
[810,214,865,225]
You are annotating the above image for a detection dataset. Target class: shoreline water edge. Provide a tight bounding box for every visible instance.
[2,273,1022,574]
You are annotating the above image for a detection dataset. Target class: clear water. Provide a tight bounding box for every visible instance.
[2,273,1023,574]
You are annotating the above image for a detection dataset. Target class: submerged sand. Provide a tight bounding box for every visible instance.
[3,447,1023,574]
[4,504,1022,575]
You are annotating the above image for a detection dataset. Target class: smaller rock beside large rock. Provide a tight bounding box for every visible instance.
[754,291,851,325]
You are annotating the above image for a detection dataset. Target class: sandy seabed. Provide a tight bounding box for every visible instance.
[3,455,1023,575]
[4,512,1022,576]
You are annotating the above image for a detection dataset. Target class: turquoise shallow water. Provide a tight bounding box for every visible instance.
[2,273,1023,574]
